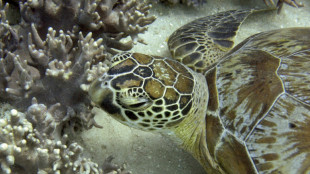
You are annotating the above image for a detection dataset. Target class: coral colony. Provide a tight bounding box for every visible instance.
[0,0,155,173]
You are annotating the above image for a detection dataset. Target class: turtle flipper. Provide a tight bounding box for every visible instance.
[168,9,254,73]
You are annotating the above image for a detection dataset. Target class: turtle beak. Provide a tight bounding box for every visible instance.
[89,78,125,122]
[88,73,111,107]
[88,78,122,115]
[89,78,106,106]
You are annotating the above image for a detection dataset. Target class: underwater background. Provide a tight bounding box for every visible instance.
[0,0,309,174]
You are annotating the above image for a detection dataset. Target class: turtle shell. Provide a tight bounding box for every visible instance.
[203,28,310,174]
[168,10,310,174]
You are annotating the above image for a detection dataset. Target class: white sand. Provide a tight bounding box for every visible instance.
[80,1,310,174]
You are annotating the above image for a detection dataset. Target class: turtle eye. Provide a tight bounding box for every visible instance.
[119,96,152,111]
[128,101,149,108]
[117,89,152,111]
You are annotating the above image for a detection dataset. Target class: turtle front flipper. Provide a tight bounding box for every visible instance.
[168,9,254,73]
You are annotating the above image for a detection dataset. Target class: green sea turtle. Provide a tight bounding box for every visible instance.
[88,9,310,174]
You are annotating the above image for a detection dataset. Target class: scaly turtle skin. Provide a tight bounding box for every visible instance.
[89,10,310,174]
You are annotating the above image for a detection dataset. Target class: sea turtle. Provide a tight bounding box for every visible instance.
[88,9,310,174]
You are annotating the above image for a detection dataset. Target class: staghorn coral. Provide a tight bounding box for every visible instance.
[0,0,155,174]
[0,1,155,172]
[0,0,155,131]
[19,0,156,54]
[0,99,131,174]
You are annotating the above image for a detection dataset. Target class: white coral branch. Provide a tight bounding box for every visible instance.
[5,53,40,97]
[0,57,11,81]
[80,62,109,92]
[0,0,9,24]
[28,34,49,65]
[116,0,156,43]
[0,105,104,174]
[68,32,106,78]
[28,24,49,65]
[46,27,73,62]
[78,0,103,30]
[78,32,105,60]
[46,59,73,80]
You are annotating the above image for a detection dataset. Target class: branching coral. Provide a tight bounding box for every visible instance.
[0,100,131,174]
[0,1,155,172]
[19,0,156,53]
[0,0,155,131]
[0,24,107,131]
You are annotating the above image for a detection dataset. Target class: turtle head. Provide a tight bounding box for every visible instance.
[89,52,207,132]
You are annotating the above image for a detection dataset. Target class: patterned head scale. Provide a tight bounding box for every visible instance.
[89,52,197,131]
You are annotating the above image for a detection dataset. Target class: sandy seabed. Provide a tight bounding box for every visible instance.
[79,1,310,174]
